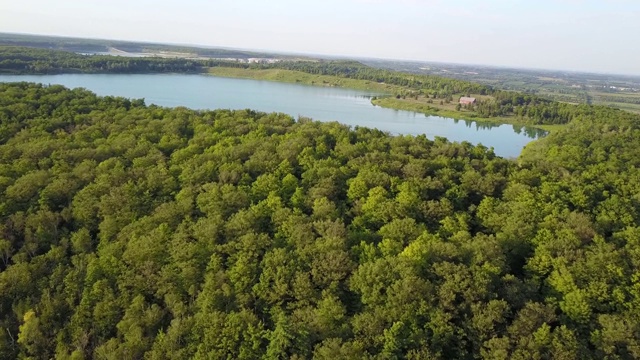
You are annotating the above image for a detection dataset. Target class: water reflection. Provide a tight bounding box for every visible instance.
[451,118,547,139]
[515,125,549,139]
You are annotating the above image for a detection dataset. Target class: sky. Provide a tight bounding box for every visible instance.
[1,0,639,75]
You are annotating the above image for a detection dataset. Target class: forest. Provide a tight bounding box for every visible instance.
[1,82,640,359]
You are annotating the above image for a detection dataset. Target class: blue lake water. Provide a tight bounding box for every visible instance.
[0,74,546,157]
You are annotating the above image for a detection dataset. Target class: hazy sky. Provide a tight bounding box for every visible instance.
[1,0,639,75]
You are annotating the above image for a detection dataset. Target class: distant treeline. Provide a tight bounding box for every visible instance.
[0,46,203,74]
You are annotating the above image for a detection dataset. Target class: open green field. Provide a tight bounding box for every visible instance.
[606,102,640,113]
[207,67,402,93]
[588,91,640,114]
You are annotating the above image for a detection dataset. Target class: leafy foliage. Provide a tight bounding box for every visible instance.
[1,83,640,359]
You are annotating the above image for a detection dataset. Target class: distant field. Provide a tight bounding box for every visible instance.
[0,32,289,60]
[362,58,640,115]
[608,102,640,113]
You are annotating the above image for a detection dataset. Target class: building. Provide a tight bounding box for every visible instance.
[459,97,476,105]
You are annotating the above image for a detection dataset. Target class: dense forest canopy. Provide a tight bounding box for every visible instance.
[1,82,640,359]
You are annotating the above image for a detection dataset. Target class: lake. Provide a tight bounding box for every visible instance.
[0,74,546,158]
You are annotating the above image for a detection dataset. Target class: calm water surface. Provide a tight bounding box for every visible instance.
[0,74,546,157]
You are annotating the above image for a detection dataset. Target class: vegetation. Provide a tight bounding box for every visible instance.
[1,82,640,359]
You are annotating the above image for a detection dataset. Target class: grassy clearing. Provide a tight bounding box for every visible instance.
[536,89,640,114]
[206,67,401,93]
